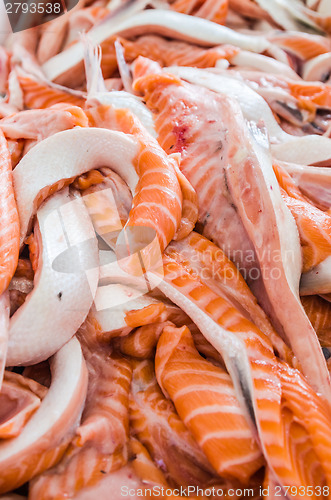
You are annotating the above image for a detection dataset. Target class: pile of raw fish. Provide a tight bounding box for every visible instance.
[1,0,331,498]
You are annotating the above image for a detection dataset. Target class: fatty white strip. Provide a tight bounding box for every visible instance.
[300,256,331,295]
[7,189,99,366]
[302,53,331,81]
[42,9,270,81]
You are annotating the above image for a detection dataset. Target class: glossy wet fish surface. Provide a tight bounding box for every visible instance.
[1,0,331,499]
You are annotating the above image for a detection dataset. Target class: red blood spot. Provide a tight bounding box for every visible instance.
[173,125,188,152]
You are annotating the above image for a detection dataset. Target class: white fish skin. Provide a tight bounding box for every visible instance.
[302,53,331,81]
[72,464,145,500]
[0,337,88,494]
[224,119,331,401]
[42,9,270,82]
[318,0,331,15]
[300,256,331,295]
[254,0,323,33]
[93,282,162,336]
[230,50,300,79]
[281,161,331,209]
[13,127,139,248]
[168,66,331,165]
[7,189,99,366]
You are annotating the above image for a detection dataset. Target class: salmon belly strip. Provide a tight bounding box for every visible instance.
[30,319,132,499]
[99,35,239,80]
[129,437,169,488]
[11,126,181,287]
[166,232,295,365]
[86,105,183,257]
[129,358,218,489]
[288,81,331,113]
[117,319,220,362]
[269,31,331,60]
[155,324,264,482]
[108,108,182,253]
[132,59,258,275]
[3,2,331,497]
[128,438,209,499]
[274,163,331,273]
[301,295,331,349]
[16,70,85,109]
[279,362,331,491]
[133,58,331,400]
[0,132,19,379]
[150,255,331,495]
